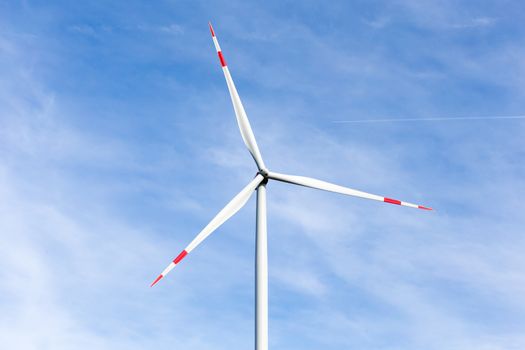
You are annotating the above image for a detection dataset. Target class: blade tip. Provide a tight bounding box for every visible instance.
[418,205,433,211]
[150,274,163,287]
[208,22,215,37]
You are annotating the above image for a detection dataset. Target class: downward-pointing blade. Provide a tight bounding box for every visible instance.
[208,22,266,171]
[268,171,432,211]
[151,174,265,287]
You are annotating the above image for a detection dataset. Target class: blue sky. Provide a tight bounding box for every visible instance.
[1,1,525,349]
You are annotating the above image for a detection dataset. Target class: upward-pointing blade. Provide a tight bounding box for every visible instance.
[268,171,432,210]
[151,174,265,287]
[209,22,266,171]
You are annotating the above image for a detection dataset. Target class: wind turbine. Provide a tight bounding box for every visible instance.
[151,22,432,350]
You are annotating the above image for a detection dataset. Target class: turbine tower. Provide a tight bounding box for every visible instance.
[151,23,432,350]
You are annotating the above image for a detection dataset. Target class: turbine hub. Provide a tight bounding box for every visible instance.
[258,168,269,178]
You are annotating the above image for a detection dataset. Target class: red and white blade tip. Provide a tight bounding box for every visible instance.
[383,197,432,210]
[209,22,227,67]
[150,274,163,287]
[150,250,189,287]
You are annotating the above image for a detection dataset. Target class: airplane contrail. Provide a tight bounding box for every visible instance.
[332,115,525,124]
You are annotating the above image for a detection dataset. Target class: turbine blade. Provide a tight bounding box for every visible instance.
[151,174,265,287]
[268,171,432,211]
[209,22,266,171]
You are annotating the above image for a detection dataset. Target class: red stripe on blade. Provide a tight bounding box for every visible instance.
[218,51,227,67]
[209,22,215,37]
[150,274,163,287]
[384,197,401,205]
[173,250,188,264]
[418,205,432,210]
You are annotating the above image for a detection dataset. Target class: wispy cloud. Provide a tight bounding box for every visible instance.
[450,16,498,29]
[137,23,184,35]
[364,17,391,29]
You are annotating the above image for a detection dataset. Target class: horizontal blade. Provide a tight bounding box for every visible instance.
[151,174,265,287]
[209,22,266,171]
[268,171,432,210]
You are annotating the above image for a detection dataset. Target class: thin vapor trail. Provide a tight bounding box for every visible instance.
[332,115,525,124]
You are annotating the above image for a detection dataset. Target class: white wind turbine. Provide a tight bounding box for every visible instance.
[151,23,432,350]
